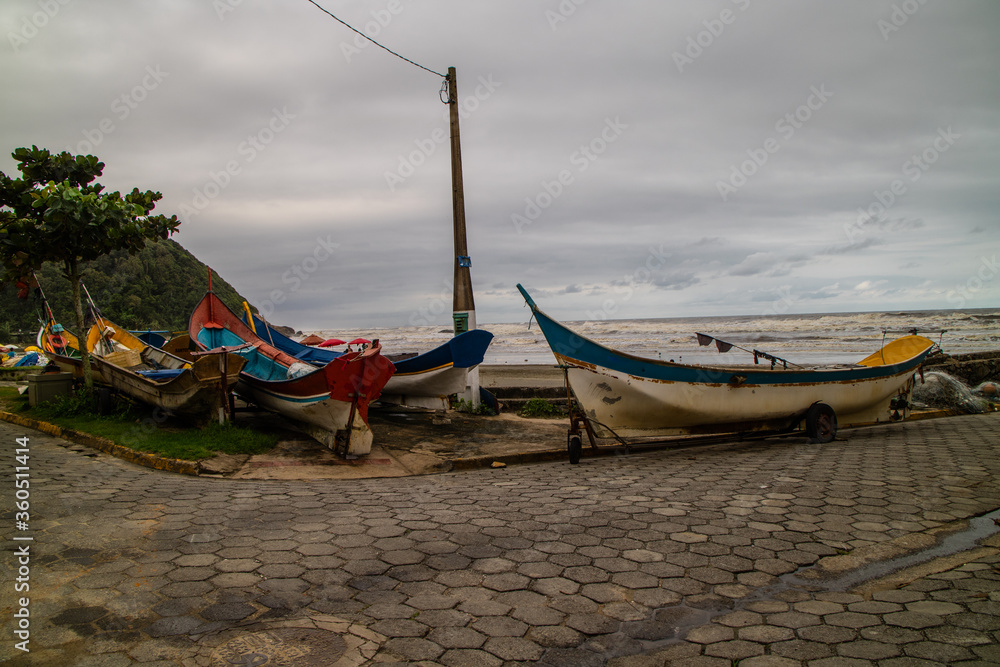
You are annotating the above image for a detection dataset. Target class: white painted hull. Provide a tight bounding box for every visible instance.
[235,382,373,457]
[566,361,919,439]
[380,364,470,409]
[516,283,936,442]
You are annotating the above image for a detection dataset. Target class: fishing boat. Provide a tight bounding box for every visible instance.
[244,313,494,410]
[517,284,938,461]
[38,317,246,421]
[188,288,395,457]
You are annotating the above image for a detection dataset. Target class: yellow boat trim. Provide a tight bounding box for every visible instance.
[856,335,935,368]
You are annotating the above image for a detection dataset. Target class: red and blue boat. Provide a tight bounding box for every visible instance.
[189,288,394,457]
[246,314,493,410]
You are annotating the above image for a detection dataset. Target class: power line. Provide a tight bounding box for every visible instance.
[304,0,445,78]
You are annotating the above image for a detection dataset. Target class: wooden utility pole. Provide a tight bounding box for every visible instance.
[446,66,480,406]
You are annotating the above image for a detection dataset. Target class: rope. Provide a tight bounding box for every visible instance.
[304,0,446,78]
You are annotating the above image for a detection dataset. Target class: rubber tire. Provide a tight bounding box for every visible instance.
[805,403,837,444]
[568,435,583,465]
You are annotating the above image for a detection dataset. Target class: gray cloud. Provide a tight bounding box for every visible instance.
[2,0,998,327]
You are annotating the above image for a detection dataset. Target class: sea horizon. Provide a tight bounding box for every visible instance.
[301,306,999,367]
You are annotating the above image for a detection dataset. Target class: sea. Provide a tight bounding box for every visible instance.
[315,308,1000,368]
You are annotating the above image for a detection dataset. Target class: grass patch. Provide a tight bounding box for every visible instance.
[453,397,497,416]
[0,386,23,411]
[518,397,562,418]
[13,389,278,461]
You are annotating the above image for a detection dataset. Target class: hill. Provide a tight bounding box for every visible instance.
[0,239,252,341]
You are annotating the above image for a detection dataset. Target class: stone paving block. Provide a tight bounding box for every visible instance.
[382,637,446,661]
[144,616,202,638]
[904,640,976,663]
[924,624,994,646]
[714,610,763,628]
[825,611,882,629]
[766,611,821,629]
[948,611,1000,631]
[907,599,965,615]
[438,648,503,666]
[686,623,735,644]
[885,610,946,629]
[772,638,835,660]
[527,625,583,648]
[704,639,765,660]
[837,639,902,660]
[428,626,487,649]
[972,643,1000,662]
[471,615,528,637]
[738,624,795,643]
[737,656,800,667]
[482,636,544,661]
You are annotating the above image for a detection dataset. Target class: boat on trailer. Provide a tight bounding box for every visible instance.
[517,284,938,463]
[188,287,395,457]
[245,313,494,410]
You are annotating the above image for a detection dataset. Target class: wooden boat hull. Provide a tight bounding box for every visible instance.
[517,285,936,440]
[38,324,245,419]
[247,314,493,409]
[190,292,395,457]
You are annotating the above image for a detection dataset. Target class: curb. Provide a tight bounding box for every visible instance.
[447,410,973,471]
[449,448,567,470]
[0,410,200,476]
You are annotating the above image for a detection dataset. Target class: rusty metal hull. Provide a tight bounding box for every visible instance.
[517,285,936,440]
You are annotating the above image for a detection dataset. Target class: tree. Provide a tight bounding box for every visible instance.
[0,146,180,390]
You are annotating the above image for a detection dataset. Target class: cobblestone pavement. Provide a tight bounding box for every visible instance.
[1,414,998,666]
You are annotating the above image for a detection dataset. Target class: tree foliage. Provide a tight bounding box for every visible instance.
[0,147,180,280]
[0,146,181,389]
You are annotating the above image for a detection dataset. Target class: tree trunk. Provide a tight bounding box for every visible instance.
[68,263,94,392]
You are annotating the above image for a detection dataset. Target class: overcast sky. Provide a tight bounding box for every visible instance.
[2,1,998,328]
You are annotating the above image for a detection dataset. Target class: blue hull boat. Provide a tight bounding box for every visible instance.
[247,314,493,409]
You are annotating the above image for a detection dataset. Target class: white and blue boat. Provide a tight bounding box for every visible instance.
[246,314,493,410]
[517,284,937,448]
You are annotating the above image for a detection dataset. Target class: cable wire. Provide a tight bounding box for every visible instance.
[304,0,445,78]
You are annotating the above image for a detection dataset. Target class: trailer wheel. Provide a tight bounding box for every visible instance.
[568,434,583,464]
[806,403,837,444]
